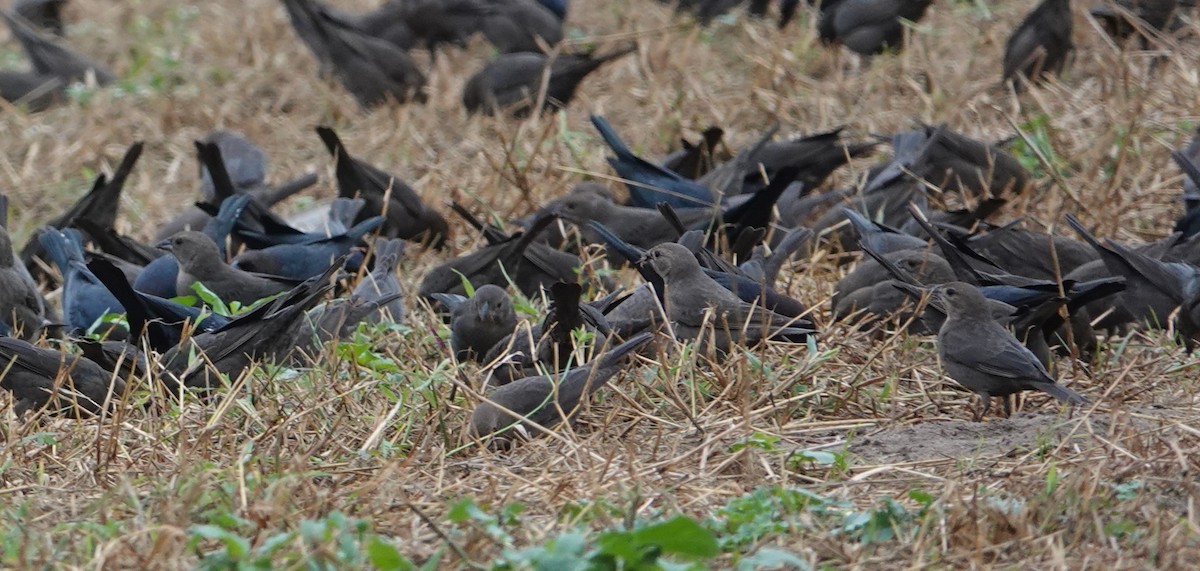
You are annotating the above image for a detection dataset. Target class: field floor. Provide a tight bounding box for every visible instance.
[2,0,1200,568]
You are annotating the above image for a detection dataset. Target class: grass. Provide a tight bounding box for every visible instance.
[2,0,1200,568]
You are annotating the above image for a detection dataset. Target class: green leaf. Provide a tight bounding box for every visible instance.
[188,525,250,558]
[367,537,413,571]
[737,547,810,571]
[191,282,231,316]
[631,516,719,558]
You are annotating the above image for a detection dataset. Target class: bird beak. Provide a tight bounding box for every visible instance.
[155,239,173,252]
[477,300,492,321]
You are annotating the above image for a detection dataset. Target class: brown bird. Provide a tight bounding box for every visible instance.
[639,243,813,354]
[935,282,1087,420]
[0,337,126,418]
[468,332,652,449]
[159,231,294,305]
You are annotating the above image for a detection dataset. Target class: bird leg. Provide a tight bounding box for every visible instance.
[975,395,991,422]
[1002,394,1013,418]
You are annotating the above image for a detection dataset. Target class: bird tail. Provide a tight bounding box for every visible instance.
[194,141,238,200]
[206,194,253,251]
[589,44,637,67]
[1036,381,1088,405]
[370,238,405,275]
[107,141,144,193]
[594,331,654,370]
[590,114,634,160]
[343,216,385,243]
[329,198,366,231]
[255,172,318,207]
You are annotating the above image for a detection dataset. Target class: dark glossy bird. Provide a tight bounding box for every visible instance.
[1003,0,1073,89]
[419,213,590,298]
[433,284,518,363]
[318,0,417,51]
[0,337,125,418]
[161,274,337,395]
[160,231,295,305]
[591,114,715,209]
[1,9,112,84]
[468,332,652,448]
[480,0,563,53]
[14,0,66,35]
[935,282,1087,420]
[0,70,64,110]
[38,228,124,336]
[20,141,143,282]
[199,131,268,201]
[231,216,383,280]
[661,127,727,180]
[316,126,449,248]
[819,0,934,55]
[463,46,636,117]
[1090,0,1186,46]
[281,0,427,107]
[702,127,877,196]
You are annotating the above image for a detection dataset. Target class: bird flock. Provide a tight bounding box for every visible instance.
[0,0,1199,451]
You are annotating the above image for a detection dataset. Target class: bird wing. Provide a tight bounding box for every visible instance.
[940,320,1053,382]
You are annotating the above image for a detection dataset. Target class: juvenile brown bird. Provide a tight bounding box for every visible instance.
[433,285,518,363]
[936,282,1087,420]
[0,337,126,418]
[469,332,652,449]
[640,243,813,353]
[160,231,294,305]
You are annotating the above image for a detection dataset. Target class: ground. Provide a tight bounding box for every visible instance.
[1,0,1200,569]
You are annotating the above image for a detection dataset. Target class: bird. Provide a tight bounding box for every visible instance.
[433,284,518,363]
[462,46,636,117]
[13,0,67,35]
[819,0,934,56]
[590,114,716,209]
[349,237,406,324]
[0,220,47,339]
[280,0,427,107]
[199,130,268,201]
[1003,0,1073,90]
[935,282,1087,420]
[639,243,813,353]
[479,0,563,53]
[231,216,383,280]
[1090,0,1186,46]
[661,126,727,180]
[1,9,113,85]
[0,337,126,418]
[37,228,125,336]
[0,69,65,110]
[468,332,652,449]
[159,231,295,306]
[316,126,449,248]
[548,190,712,251]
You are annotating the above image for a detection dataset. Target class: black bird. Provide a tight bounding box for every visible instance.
[1,9,113,84]
[591,114,716,209]
[468,332,652,448]
[463,46,636,117]
[433,284,518,363]
[819,0,934,56]
[661,127,727,180]
[701,127,877,196]
[281,0,427,107]
[14,0,67,35]
[1090,0,1186,46]
[0,337,126,418]
[316,126,449,248]
[199,131,268,201]
[1003,0,1074,89]
[38,228,124,336]
[935,282,1087,420]
[0,70,64,110]
[232,216,383,280]
[480,0,563,53]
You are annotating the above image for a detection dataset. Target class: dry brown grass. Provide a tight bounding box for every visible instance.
[2,0,1200,568]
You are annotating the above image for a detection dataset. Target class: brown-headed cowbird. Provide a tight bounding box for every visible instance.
[936,281,1087,420]
[0,337,126,418]
[316,126,448,248]
[468,332,652,449]
[549,191,711,251]
[1003,0,1073,89]
[160,231,294,305]
[463,46,636,117]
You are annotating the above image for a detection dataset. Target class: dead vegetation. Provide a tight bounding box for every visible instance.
[2,0,1200,568]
